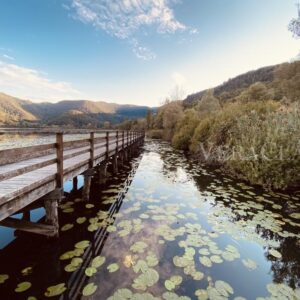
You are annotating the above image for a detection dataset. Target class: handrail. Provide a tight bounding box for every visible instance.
[0,127,144,135]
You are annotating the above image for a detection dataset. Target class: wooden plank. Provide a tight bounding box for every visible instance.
[0,217,57,237]
[64,139,90,149]
[0,143,55,165]
[0,158,57,182]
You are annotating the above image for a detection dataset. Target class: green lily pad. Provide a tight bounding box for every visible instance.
[82,282,97,296]
[85,267,97,277]
[195,289,208,300]
[133,260,149,273]
[91,256,106,268]
[21,267,32,276]
[130,241,148,254]
[242,258,257,270]
[0,274,9,284]
[289,213,300,219]
[210,255,223,264]
[165,280,176,291]
[45,283,67,297]
[75,240,90,249]
[269,249,282,259]
[199,256,212,267]
[132,268,159,291]
[15,281,32,293]
[85,204,95,209]
[64,264,78,273]
[59,251,75,260]
[88,224,99,232]
[61,224,74,231]
[107,263,119,273]
[215,280,234,296]
[76,217,87,224]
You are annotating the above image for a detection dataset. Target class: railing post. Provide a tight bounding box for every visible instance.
[122,131,125,150]
[106,131,109,160]
[127,131,129,147]
[56,132,63,189]
[116,131,119,154]
[89,132,94,168]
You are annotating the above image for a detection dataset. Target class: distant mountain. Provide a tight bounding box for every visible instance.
[0,93,154,127]
[183,65,276,106]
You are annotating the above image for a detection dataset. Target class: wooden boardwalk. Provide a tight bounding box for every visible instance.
[0,129,144,237]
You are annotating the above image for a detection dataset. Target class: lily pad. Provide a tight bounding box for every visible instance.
[85,267,97,277]
[75,240,90,249]
[269,249,282,259]
[61,224,74,231]
[242,258,257,270]
[85,204,94,209]
[76,217,87,224]
[91,256,106,268]
[0,274,9,284]
[199,256,212,267]
[45,283,67,297]
[15,281,32,293]
[21,267,32,276]
[107,263,119,273]
[130,241,148,253]
[132,268,159,291]
[82,282,97,296]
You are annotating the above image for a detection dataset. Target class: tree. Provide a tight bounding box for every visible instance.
[288,2,300,38]
[195,89,221,116]
[146,109,153,129]
[237,82,273,102]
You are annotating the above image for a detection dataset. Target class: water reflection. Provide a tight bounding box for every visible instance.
[0,140,299,300]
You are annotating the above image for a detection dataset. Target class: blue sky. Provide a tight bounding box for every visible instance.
[0,0,299,106]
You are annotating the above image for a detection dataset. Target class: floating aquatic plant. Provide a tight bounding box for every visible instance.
[82,282,97,296]
[15,281,31,293]
[44,283,67,297]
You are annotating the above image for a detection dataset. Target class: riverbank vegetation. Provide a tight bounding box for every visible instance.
[147,61,300,190]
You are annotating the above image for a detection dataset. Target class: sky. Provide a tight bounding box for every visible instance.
[0,0,299,106]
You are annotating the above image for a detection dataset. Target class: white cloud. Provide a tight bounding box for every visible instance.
[131,39,156,60]
[0,60,82,102]
[2,54,14,61]
[69,0,188,59]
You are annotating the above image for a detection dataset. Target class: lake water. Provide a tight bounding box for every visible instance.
[0,139,299,299]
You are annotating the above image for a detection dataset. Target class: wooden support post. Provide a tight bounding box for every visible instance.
[127,131,129,148]
[83,174,92,201]
[22,210,31,221]
[112,154,118,174]
[96,163,107,184]
[89,132,95,168]
[73,176,78,191]
[44,189,60,237]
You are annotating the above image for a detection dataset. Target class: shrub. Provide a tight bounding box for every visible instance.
[172,109,199,150]
[227,104,300,189]
[147,129,163,139]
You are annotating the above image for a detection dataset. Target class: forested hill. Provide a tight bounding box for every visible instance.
[184,65,276,106]
[0,93,153,127]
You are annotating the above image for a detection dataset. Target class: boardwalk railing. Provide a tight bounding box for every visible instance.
[0,129,145,237]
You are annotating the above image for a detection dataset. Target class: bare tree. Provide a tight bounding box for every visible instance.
[289,2,300,38]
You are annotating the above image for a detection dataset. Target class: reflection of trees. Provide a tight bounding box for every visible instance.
[186,153,300,289]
